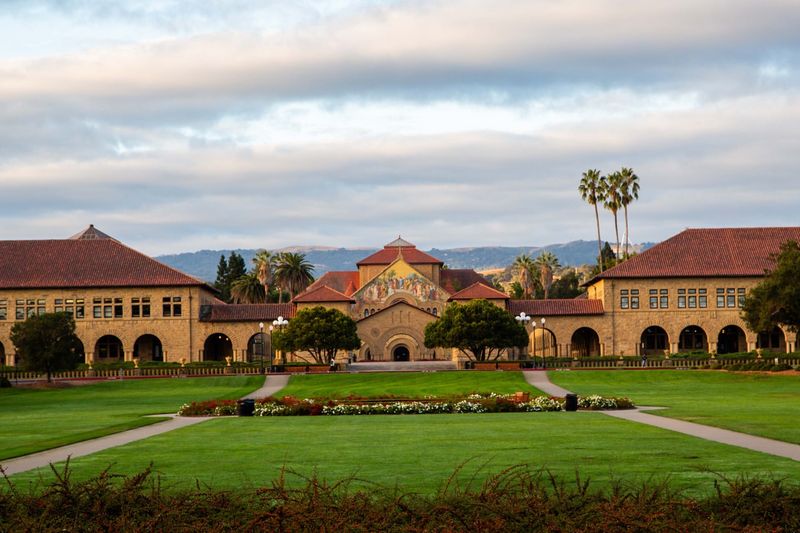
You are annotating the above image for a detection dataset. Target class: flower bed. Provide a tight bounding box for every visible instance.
[178,393,634,417]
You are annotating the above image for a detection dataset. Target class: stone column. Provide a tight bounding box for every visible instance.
[709,341,717,354]
[124,350,134,362]
[7,353,15,367]
[670,342,678,354]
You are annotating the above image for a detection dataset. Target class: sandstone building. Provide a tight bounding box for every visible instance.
[1,226,798,368]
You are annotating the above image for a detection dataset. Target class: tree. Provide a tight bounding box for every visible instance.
[604,171,623,258]
[252,250,274,299]
[214,254,230,302]
[227,252,247,288]
[273,306,360,365]
[534,251,560,299]
[274,252,315,302]
[549,269,585,299]
[10,312,81,382]
[618,167,640,258]
[230,272,267,303]
[742,240,800,335]
[578,169,608,271]
[424,299,529,362]
[512,254,538,299]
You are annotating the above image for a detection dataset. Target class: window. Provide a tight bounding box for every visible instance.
[688,288,697,309]
[620,289,629,309]
[55,298,85,319]
[649,289,658,309]
[132,297,151,318]
[364,309,370,318]
[678,289,686,309]
[737,288,746,308]
[659,289,668,309]
[432,308,438,316]
[716,288,725,308]
[15,299,45,320]
[716,287,745,308]
[93,297,122,319]
[631,289,639,309]
[163,296,182,317]
[699,289,707,308]
[726,288,736,308]
[0,299,6,320]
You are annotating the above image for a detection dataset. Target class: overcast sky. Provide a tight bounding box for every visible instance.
[1,0,798,255]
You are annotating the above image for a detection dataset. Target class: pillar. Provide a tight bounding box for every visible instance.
[670,342,678,355]
[124,350,134,362]
[7,353,15,367]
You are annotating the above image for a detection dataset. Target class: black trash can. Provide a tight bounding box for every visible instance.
[564,393,578,412]
[237,399,255,416]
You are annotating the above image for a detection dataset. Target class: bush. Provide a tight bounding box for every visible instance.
[0,376,12,388]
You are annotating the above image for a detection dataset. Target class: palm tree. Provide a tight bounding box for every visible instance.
[252,250,274,300]
[274,252,315,301]
[604,171,623,259]
[512,254,537,299]
[230,272,266,304]
[578,169,608,271]
[618,167,640,258]
[534,251,560,299]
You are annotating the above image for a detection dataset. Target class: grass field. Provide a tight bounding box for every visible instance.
[278,371,543,398]
[0,376,262,460]
[549,370,800,443]
[12,412,800,496]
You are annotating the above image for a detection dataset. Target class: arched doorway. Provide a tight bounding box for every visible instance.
[718,325,747,354]
[204,333,233,361]
[0,340,5,366]
[70,337,85,364]
[532,328,558,357]
[393,345,410,362]
[571,328,600,357]
[678,326,708,353]
[641,326,668,355]
[246,333,269,363]
[95,335,123,360]
[757,326,786,353]
[134,334,163,362]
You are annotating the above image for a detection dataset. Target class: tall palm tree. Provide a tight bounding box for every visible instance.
[252,250,274,300]
[618,167,640,258]
[230,272,267,304]
[274,252,315,302]
[578,169,608,271]
[604,171,623,259]
[512,254,537,299]
[534,251,560,299]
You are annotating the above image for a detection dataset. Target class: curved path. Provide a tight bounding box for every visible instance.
[1,375,289,477]
[525,370,800,462]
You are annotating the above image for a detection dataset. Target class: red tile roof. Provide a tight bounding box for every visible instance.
[591,227,800,283]
[357,245,443,266]
[448,282,509,301]
[0,239,208,289]
[509,299,604,316]
[69,224,116,241]
[440,269,490,294]
[305,271,360,295]
[200,303,296,322]
[292,284,355,303]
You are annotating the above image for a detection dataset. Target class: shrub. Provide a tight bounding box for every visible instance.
[0,376,12,388]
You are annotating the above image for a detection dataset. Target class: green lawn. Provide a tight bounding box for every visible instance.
[278,371,543,398]
[0,376,262,460]
[12,412,800,496]
[549,370,800,444]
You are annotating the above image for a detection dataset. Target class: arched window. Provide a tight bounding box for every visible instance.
[432,308,438,316]
[364,309,370,318]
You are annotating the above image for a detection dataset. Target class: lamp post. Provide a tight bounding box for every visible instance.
[258,322,265,374]
[541,317,548,368]
[272,315,289,366]
[515,312,530,362]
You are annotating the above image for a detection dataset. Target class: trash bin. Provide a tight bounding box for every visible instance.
[564,393,578,412]
[237,399,255,416]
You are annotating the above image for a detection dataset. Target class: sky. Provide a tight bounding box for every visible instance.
[1,0,798,255]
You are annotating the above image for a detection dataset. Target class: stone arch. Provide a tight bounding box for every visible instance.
[203,333,233,361]
[571,327,600,357]
[385,294,416,307]
[531,328,558,357]
[71,337,85,364]
[718,325,747,354]
[385,333,421,362]
[133,334,163,362]
[678,325,708,353]
[756,326,786,353]
[246,332,269,363]
[641,326,668,355]
[0,340,5,366]
[95,335,124,361]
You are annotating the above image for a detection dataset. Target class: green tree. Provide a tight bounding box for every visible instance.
[252,250,274,300]
[534,251,560,299]
[227,252,247,287]
[742,240,800,335]
[214,254,230,302]
[274,252,315,302]
[618,167,640,258]
[604,171,623,258]
[508,281,525,299]
[273,306,360,365]
[512,254,538,299]
[578,169,608,271]
[230,272,267,304]
[10,312,81,382]
[424,299,529,361]
[549,270,585,299]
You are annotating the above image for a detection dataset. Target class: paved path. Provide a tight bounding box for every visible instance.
[2,375,291,477]
[530,371,800,462]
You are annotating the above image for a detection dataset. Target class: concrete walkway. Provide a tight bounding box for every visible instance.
[530,371,800,462]
[1,375,291,477]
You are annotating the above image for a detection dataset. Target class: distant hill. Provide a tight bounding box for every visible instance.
[157,241,653,282]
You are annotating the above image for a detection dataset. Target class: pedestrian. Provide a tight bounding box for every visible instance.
[641,353,647,368]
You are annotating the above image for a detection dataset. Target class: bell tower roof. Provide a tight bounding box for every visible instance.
[384,235,415,248]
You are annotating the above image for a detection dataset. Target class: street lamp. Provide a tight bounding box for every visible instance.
[272,315,289,366]
[515,312,530,362]
[258,322,265,374]
[541,317,548,368]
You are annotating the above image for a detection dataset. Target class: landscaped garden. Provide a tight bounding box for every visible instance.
[549,369,800,443]
[0,376,262,460]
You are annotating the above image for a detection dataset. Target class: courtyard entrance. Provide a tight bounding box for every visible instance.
[393,345,410,362]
